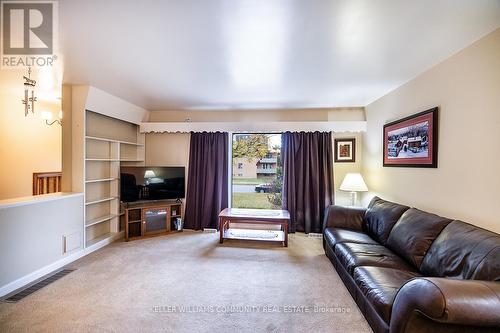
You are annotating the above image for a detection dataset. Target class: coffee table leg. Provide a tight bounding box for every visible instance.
[284,222,288,247]
[219,218,224,244]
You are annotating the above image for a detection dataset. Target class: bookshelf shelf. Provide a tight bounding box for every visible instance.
[120,141,144,146]
[85,231,120,248]
[85,178,118,183]
[86,214,119,227]
[120,159,145,162]
[85,196,119,206]
[85,135,144,146]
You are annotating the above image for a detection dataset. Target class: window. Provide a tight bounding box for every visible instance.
[231,133,282,209]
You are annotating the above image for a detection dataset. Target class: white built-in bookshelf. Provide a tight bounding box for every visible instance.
[84,111,145,248]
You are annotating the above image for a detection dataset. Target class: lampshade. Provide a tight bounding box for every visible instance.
[340,173,368,192]
[144,170,156,178]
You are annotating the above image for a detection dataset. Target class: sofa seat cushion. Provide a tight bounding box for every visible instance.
[335,242,416,275]
[354,266,422,323]
[324,228,379,248]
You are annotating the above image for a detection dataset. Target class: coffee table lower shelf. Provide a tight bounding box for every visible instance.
[223,228,285,242]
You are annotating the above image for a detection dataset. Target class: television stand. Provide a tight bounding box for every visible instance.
[123,200,184,241]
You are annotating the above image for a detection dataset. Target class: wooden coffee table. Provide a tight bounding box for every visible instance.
[219,208,290,247]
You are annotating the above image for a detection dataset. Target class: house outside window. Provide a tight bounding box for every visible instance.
[231,133,282,209]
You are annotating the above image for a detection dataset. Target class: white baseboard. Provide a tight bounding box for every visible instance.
[0,231,124,298]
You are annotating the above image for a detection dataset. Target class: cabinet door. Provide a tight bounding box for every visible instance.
[143,207,169,235]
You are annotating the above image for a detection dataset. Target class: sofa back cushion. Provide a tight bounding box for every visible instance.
[421,220,500,280]
[363,197,410,245]
[386,208,451,269]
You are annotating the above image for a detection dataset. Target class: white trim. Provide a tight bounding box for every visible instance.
[0,231,123,298]
[227,132,233,208]
[0,192,84,210]
[0,250,86,298]
[140,121,367,134]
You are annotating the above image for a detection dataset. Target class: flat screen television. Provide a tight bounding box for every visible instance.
[120,166,185,202]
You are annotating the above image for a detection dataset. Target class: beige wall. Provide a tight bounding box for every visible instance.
[145,133,190,216]
[0,69,62,199]
[333,132,363,206]
[362,28,500,233]
[145,132,191,171]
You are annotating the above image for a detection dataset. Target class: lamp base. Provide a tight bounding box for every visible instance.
[349,191,357,207]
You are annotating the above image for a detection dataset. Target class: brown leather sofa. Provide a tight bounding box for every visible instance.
[323,196,500,333]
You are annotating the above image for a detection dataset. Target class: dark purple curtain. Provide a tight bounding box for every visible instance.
[184,132,228,230]
[282,132,334,233]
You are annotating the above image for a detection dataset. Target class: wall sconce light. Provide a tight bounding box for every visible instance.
[41,111,62,126]
[22,67,37,116]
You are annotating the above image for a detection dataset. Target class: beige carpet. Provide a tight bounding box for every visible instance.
[0,231,372,333]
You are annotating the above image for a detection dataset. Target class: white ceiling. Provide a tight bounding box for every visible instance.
[60,0,500,111]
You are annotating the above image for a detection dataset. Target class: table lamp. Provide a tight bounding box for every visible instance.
[340,173,368,206]
[144,170,156,185]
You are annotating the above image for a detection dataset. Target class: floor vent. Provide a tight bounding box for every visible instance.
[3,269,75,303]
[307,233,323,239]
[204,228,217,233]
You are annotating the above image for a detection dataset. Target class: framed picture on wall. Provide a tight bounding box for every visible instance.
[383,107,438,168]
[334,138,356,163]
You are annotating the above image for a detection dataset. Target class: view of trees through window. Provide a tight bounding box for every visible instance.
[232,134,282,209]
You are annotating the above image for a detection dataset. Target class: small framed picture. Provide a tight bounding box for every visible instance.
[334,138,355,163]
[383,107,438,168]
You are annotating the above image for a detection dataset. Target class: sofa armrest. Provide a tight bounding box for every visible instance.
[322,205,366,232]
[390,277,500,333]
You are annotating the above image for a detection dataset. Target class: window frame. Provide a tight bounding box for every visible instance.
[229,132,282,210]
